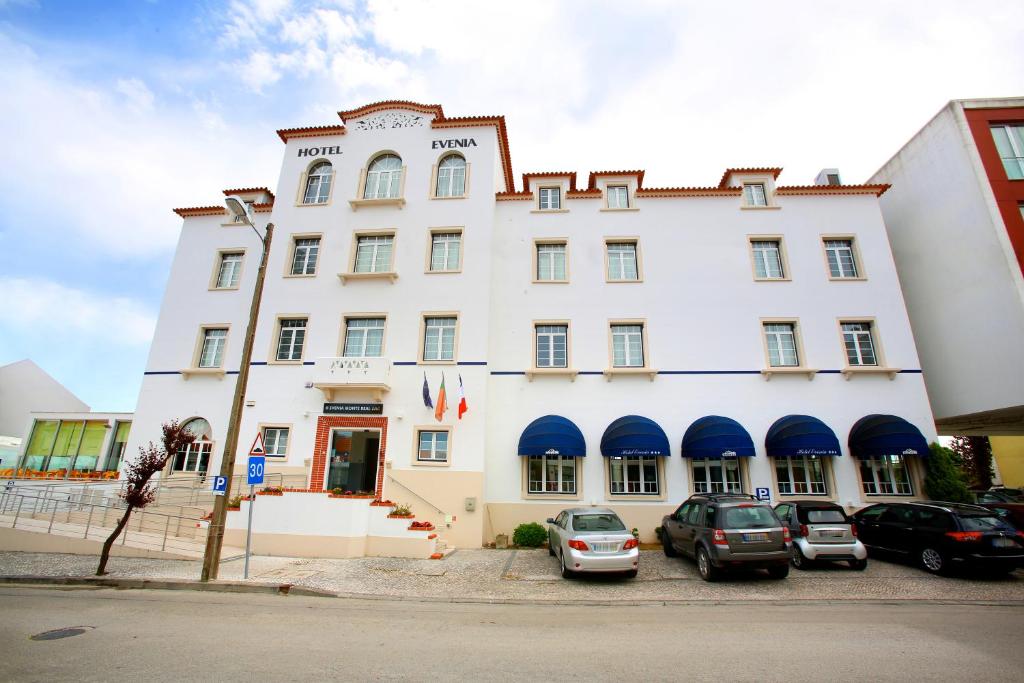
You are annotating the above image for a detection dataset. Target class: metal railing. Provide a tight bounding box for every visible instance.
[385,474,448,516]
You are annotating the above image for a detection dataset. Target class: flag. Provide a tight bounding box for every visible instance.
[422,372,433,409]
[434,373,447,422]
[457,374,468,419]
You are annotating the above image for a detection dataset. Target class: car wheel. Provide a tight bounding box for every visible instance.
[849,558,867,571]
[767,563,790,579]
[560,550,574,579]
[661,528,678,557]
[696,547,719,582]
[791,545,811,570]
[919,547,947,575]
[624,569,638,579]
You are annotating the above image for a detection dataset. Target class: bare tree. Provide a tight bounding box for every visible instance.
[96,421,196,576]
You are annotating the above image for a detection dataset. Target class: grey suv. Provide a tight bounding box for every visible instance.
[661,493,792,581]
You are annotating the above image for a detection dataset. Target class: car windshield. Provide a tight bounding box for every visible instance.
[801,509,847,524]
[722,506,776,529]
[959,515,1013,532]
[573,514,626,532]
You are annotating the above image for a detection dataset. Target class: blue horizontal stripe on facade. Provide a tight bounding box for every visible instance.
[145,366,923,377]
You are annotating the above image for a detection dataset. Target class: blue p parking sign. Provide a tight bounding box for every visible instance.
[211,476,228,496]
[247,456,265,485]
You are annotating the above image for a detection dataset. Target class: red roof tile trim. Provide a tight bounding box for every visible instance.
[223,187,276,201]
[252,202,274,213]
[338,101,445,122]
[495,191,533,201]
[276,125,347,143]
[172,206,226,218]
[587,170,645,189]
[637,187,742,198]
[775,184,890,197]
[522,172,577,192]
[566,189,602,199]
[718,167,784,188]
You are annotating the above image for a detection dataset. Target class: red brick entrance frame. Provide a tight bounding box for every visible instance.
[312,416,388,496]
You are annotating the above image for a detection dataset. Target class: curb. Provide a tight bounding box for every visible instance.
[0,575,335,598]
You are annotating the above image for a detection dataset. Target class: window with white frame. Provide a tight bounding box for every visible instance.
[607,185,629,209]
[215,253,243,288]
[751,240,784,279]
[417,430,449,462]
[535,324,568,368]
[353,235,394,273]
[263,427,289,457]
[609,456,659,494]
[859,455,913,495]
[198,328,227,368]
[606,242,639,280]
[435,155,466,197]
[538,187,561,210]
[423,316,456,361]
[743,183,768,206]
[775,456,827,495]
[611,324,644,368]
[343,318,384,357]
[528,455,576,493]
[363,154,403,199]
[429,232,461,272]
[842,322,877,366]
[692,459,743,493]
[824,239,859,278]
[291,237,320,275]
[275,318,306,361]
[536,243,566,281]
[303,162,333,204]
[764,323,799,367]
[172,441,212,473]
[990,124,1024,180]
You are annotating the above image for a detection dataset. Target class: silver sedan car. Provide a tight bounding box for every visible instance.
[546,508,639,578]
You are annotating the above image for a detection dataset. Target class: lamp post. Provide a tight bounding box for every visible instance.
[200,196,273,582]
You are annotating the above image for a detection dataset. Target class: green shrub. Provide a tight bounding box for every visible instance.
[390,503,413,516]
[513,522,547,548]
[924,442,972,504]
[654,526,664,541]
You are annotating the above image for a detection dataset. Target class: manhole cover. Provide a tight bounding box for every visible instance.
[30,626,94,641]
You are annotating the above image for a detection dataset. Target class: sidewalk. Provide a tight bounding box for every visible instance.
[1,550,1022,604]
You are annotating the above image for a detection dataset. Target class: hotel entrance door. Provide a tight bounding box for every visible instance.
[326,429,380,493]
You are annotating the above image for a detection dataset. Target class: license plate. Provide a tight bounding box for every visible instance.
[593,542,618,553]
[993,537,1016,548]
[742,533,768,543]
[819,531,845,538]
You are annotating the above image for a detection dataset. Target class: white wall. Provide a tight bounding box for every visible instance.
[0,360,90,439]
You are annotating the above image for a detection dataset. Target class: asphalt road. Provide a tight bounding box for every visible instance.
[0,586,1021,682]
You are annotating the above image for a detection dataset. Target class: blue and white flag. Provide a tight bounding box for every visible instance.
[422,372,433,409]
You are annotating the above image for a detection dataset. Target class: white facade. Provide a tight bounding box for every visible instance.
[130,102,936,550]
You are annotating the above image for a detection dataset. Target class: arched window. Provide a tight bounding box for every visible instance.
[173,418,213,474]
[363,154,403,199]
[303,162,333,204]
[435,154,466,198]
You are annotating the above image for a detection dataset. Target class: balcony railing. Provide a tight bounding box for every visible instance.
[312,357,392,400]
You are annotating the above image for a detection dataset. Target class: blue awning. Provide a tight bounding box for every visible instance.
[766,415,842,457]
[849,414,929,459]
[518,415,586,457]
[600,415,671,457]
[680,416,756,459]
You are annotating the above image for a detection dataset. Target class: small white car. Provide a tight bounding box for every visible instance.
[546,508,639,578]
[774,501,867,570]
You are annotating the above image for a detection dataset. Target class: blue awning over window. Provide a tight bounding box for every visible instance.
[680,416,756,459]
[766,415,842,457]
[849,414,929,459]
[600,415,671,457]
[517,415,586,457]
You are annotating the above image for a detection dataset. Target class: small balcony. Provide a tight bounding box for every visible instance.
[312,357,392,401]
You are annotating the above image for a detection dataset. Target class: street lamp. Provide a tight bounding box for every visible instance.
[200,196,274,582]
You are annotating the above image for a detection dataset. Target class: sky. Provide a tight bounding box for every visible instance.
[0,0,1022,412]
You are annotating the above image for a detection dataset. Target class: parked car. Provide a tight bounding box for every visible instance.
[773,501,867,570]
[851,501,1024,576]
[661,493,791,582]
[969,490,1024,529]
[546,508,639,579]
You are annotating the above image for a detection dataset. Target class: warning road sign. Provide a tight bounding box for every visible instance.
[249,432,266,456]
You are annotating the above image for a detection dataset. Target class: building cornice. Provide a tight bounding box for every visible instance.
[719,167,784,188]
[523,172,577,192]
[172,206,226,218]
[222,187,276,201]
[637,187,741,198]
[775,184,890,197]
[587,170,645,189]
[276,125,347,143]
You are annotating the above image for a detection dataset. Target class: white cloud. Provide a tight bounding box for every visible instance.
[115,77,155,112]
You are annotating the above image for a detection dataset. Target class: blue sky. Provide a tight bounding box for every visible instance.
[1,0,1022,412]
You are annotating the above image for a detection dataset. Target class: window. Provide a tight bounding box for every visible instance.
[172,442,212,473]
[423,316,456,362]
[527,455,576,494]
[990,124,1024,179]
[363,154,403,199]
[275,318,307,362]
[607,185,629,209]
[751,240,784,279]
[775,456,828,495]
[435,154,466,197]
[763,323,799,367]
[826,173,841,186]
[692,459,743,494]
[842,322,877,366]
[215,252,243,289]
[535,324,568,368]
[199,328,227,368]
[538,187,561,210]
[291,237,320,276]
[263,427,289,457]
[535,242,567,281]
[824,239,859,278]
[609,456,659,494]
[743,183,767,206]
[343,318,384,357]
[611,324,644,367]
[103,421,131,471]
[429,232,461,272]
[859,455,913,495]
[354,235,394,273]
[606,242,639,281]
[303,162,333,204]
[417,430,449,462]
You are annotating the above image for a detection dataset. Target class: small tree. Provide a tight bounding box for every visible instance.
[924,442,972,504]
[950,435,994,489]
[96,420,195,575]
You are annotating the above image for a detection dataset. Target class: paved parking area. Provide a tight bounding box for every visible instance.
[1,549,1021,603]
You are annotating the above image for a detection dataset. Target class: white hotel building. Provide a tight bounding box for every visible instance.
[131,101,936,556]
